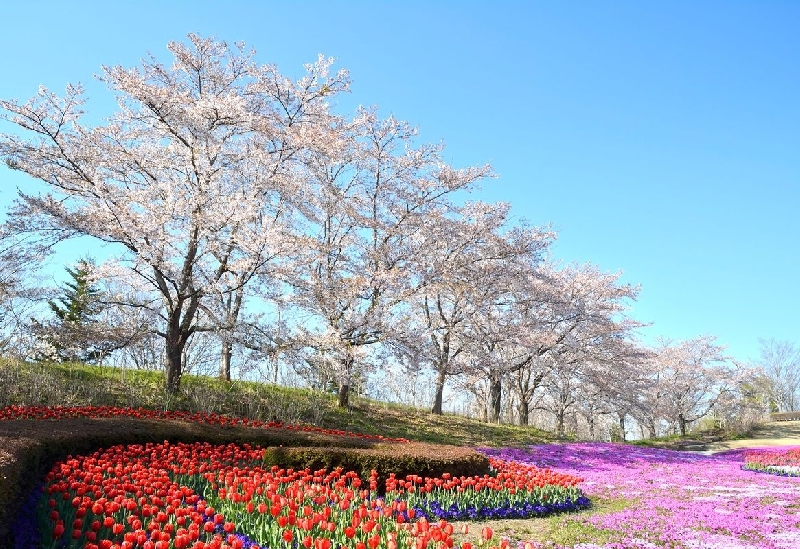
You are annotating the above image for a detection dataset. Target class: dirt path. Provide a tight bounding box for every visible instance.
[702,420,800,453]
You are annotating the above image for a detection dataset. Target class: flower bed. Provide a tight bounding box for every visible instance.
[483,443,800,549]
[10,404,800,548]
[743,446,800,477]
[0,407,492,546]
[21,441,587,549]
[6,405,589,549]
[0,405,407,442]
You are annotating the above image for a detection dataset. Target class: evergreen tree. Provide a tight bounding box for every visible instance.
[47,259,101,325]
[36,258,108,363]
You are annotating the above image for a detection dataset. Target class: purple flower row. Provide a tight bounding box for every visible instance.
[411,496,592,522]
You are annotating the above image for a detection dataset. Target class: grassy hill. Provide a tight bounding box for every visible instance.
[0,358,555,447]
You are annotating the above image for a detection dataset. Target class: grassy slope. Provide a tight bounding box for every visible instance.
[0,358,555,446]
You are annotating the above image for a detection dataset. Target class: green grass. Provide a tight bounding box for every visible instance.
[0,357,554,447]
[448,497,633,548]
[544,497,633,546]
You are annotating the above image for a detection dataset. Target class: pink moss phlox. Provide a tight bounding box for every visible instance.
[481,443,800,549]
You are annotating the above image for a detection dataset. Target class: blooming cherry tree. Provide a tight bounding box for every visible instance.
[0,34,349,393]
[0,222,52,355]
[468,260,642,425]
[646,335,732,435]
[395,201,553,414]
[288,108,491,407]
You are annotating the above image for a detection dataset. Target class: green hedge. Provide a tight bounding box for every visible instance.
[262,442,489,487]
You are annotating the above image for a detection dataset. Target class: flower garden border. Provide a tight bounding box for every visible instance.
[0,406,490,546]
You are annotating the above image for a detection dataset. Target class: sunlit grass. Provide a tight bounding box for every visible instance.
[449,497,632,547]
[0,357,555,446]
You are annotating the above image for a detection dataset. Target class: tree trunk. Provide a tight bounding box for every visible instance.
[515,368,530,426]
[556,410,565,438]
[219,339,233,381]
[618,412,626,442]
[165,335,185,395]
[337,356,353,408]
[218,286,245,382]
[488,373,502,423]
[431,367,447,415]
[161,289,198,396]
[518,398,529,426]
[338,382,350,408]
[678,413,687,436]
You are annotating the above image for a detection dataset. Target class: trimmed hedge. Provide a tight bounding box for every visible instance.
[0,417,488,546]
[262,442,490,487]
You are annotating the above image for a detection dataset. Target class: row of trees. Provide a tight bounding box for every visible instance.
[0,35,792,436]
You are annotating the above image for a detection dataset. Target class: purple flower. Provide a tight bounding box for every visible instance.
[480,443,800,548]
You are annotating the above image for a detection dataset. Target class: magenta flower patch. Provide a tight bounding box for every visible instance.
[481,443,800,549]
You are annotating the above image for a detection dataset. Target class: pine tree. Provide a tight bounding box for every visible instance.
[40,258,107,362]
[47,259,101,325]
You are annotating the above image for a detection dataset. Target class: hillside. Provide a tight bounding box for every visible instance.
[0,358,554,447]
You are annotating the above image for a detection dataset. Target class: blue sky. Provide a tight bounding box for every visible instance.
[1,1,798,366]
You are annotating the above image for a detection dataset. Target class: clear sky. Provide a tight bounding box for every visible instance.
[1,1,798,366]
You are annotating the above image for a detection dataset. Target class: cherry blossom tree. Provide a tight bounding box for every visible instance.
[392,201,553,414]
[629,353,673,439]
[0,221,52,355]
[288,107,491,407]
[511,354,555,427]
[647,335,732,436]
[534,331,645,437]
[199,246,295,381]
[571,379,615,440]
[598,355,655,440]
[455,236,554,423]
[469,261,642,425]
[0,34,349,393]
